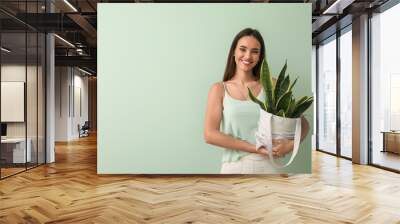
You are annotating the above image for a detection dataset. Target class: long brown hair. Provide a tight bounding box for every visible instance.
[222,28,266,81]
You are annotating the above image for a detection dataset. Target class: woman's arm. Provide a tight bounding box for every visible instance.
[300,116,310,142]
[203,82,259,154]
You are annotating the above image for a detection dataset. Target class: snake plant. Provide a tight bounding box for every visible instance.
[248,59,313,118]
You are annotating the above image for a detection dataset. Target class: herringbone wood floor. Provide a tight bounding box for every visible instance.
[1,134,400,224]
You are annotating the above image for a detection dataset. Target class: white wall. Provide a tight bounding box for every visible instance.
[55,67,89,141]
[55,66,69,141]
[70,72,89,138]
[1,65,41,137]
[1,66,26,134]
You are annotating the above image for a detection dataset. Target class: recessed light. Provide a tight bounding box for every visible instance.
[54,34,75,48]
[77,67,93,76]
[1,47,11,53]
[63,0,78,12]
[322,0,356,15]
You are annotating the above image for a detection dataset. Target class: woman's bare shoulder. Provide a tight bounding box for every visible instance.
[209,82,224,92]
[208,82,224,98]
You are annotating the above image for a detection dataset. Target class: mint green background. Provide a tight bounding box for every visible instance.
[98,3,312,174]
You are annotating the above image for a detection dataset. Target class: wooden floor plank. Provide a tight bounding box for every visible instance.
[0,134,400,223]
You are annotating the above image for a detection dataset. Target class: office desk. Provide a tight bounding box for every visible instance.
[381,131,400,154]
[1,138,32,163]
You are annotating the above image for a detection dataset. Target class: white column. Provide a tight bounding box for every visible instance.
[46,1,55,163]
[46,33,55,163]
[352,14,369,164]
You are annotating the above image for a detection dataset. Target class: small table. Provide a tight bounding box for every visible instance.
[381,131,400,154]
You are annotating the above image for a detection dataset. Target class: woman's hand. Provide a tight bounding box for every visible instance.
[271,139,294,157]
[255,139,294,157]
[256,146,269,156]
[255,145,281,158]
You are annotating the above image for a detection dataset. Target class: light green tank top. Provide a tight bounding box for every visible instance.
[220,82,265,163]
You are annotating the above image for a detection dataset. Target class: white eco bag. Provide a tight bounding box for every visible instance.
[255,108,302,168]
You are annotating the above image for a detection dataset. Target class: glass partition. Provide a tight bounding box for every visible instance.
[317,35,337,155]
[27,0,46,169]
[0,1,46,179]
[0,31,28,177]
[38,32,45,165]
[27,31,38,169]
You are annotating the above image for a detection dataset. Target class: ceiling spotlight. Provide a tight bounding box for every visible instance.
[63,0,78,12]
[54,34,75,48]
[1,47,11,53]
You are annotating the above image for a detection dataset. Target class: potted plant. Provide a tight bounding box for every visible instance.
[248,59,313,168]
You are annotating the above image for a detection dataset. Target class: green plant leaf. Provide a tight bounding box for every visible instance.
[276,75,290,101]
[292,97,313,118]
[295,96,309,106]
[285,97,296,118]
[274,60,287,101]
[276,109,285,117]
[288,76,298,93]
[248,87,266,111]
[276,91,292,112]
[260,59,275,113]
[246,59,313,118]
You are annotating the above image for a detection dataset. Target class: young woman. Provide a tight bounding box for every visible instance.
[203,28,309,174]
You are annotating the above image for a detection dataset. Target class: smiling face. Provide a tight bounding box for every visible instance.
[234,36,261,73]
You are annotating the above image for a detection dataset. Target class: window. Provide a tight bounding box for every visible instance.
[317,35,337,154]
[371,2,400,171]
[339,27,352,158]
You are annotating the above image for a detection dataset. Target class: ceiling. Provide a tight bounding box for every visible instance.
[0,0,393,75]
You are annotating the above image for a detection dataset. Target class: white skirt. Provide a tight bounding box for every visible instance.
[220,153,280,174]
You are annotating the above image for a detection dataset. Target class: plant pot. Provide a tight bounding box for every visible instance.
[256,108,302,168]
